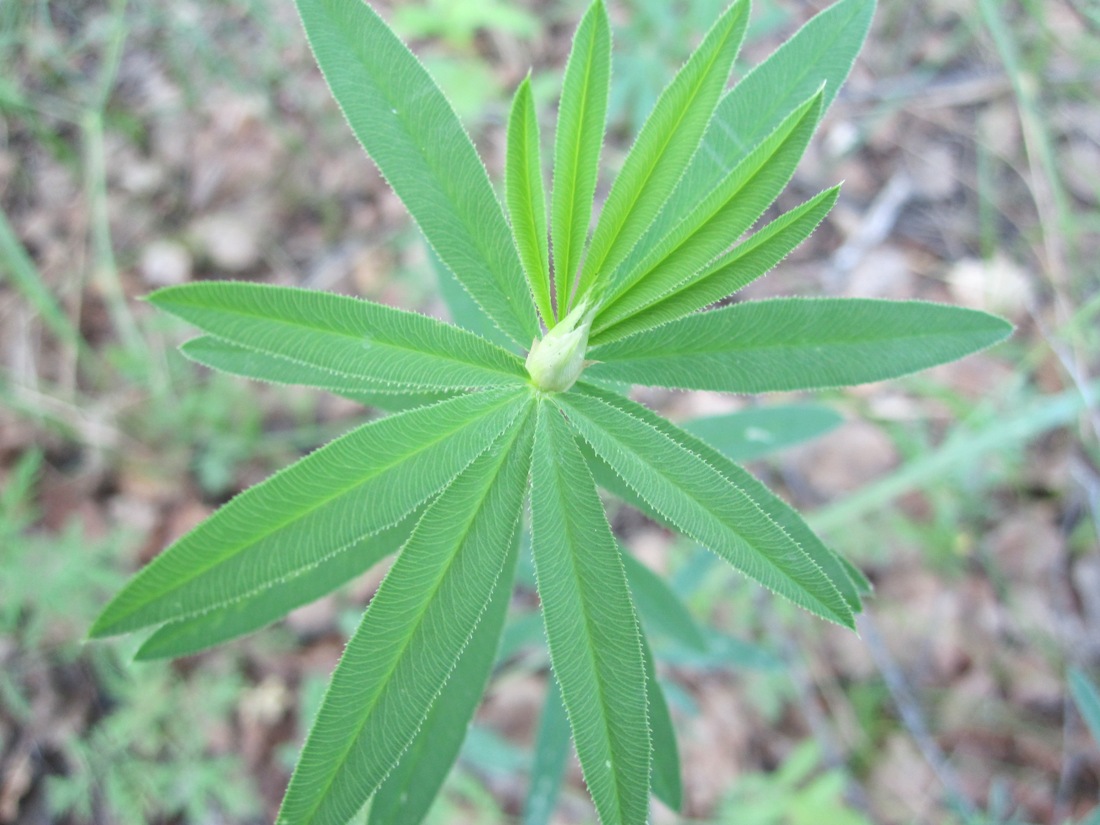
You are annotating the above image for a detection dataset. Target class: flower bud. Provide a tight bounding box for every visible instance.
[525,301,596,392]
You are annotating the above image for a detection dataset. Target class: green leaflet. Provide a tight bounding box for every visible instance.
[588,298,1014,393]
[559,386,854,627]
[531,400,650,825]
[294,0,539,346]
[658,0,875,233]
[369,529,520,825]
[1069,668,1100,748]
[90,389,528,638]
[575,384,864,615]
[622,550,708,653]
[575,0,749,305]
[641,633,682,812]
[592,182,838,345]
[597,88,824,318]
[506,76,554,328]
[149,282,526,392]
[180,336,455,411]
[551,0,611,315]
[523,676,571,825]
[135,507,422,661]
[278,399,536,825]
[682,403,843,463]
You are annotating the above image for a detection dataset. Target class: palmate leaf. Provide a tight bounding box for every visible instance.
[559,385,855,627]
[277,399,536,825]
[597,87,824,319]
[180,336,454,411]
[621,550,708,653]
[657,0,875,236]
[588,298,1014,393]
[506,77,554,328]
[368,530,520,825]
[683,403,844,463]
[551,0,611,315]
[90,388,528,638]
[530,400,649,825]
[294,0,539,347]
[591,186,840,345]
[149,282,526,392]
[574,0,750,306]
[135,507,422,660]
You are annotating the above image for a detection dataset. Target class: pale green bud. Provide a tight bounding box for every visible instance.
[525,301,597,392]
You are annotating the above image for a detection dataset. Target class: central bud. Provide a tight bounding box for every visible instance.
[525,301,596,392]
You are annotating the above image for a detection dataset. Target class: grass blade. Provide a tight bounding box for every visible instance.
[90,389,528,638]
[294,0,539,346]
[1069,668,1100,748]
[149,282,527,392]
[561,385,854,627]
[551,0,611,315]
[369,529,521,825]
[588,298,1013,393]
[278,399,536,825]
[574,0,750,306]
[135,507,421,660]
[531,399,650,825]
[507,76,554,328]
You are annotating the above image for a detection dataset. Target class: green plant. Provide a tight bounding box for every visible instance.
[88,0,1012,823]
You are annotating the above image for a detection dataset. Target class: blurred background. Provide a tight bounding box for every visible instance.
[1,0,1098,822]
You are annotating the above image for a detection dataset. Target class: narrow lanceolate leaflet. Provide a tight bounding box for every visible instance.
[91,1,1011,823]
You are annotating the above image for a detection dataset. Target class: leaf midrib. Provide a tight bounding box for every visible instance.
[104,390,524,631]
[159,291,525,380]
[585,7,740,289]
[298,407,529,825]
[557,9,602,313]
[541,403,633,823]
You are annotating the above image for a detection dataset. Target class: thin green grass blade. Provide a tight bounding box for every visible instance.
[560,385,853,627]
[180,336,455,411]
[575,383,864,615]
[278,400,536,825]
[596,88,824,318]
[0,207,86,352]
[507,76,554,328]
[531,400,650,825]
[523,676,571,825]
[135,507,422,661]
[811,380,1100,534]
[682,403,843,463]
[659,0,874,233]
[574,0,750,305]
[148,282,526,392]
[622,550,708,653]
[294,0,539,346]
[641,633,681,812]
[1069,668,1100,748]
[369,529,521,825]
[90,389,528,638]
[551,0,611,316]
[592,186,839,345]
[588,298,1013,393]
